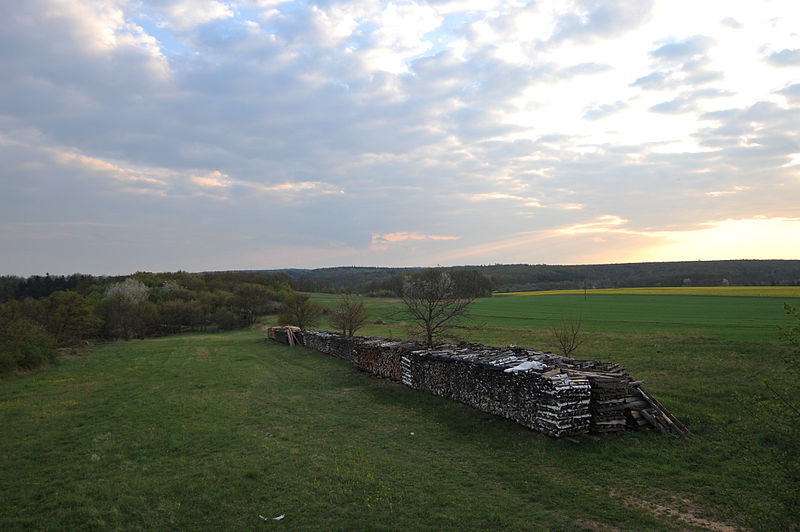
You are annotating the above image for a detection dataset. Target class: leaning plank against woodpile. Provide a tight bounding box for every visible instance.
[267,326,301,346]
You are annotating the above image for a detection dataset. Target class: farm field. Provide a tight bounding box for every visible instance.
[2,291,798,530]
[313,288,800,343]
[501,286,800,298]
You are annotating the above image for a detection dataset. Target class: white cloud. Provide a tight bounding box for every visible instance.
[2,0,799,274]
[371,231,460,251]
[247,181,345,196]
[554,215,631,235]
[360,1,443,73]
[706,185,751,197]
[162,0,233,31]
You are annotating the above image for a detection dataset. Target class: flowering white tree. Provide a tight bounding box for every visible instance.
[105,278,149,305]
[103,278,152,339]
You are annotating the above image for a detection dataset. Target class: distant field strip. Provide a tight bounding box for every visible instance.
[498,286,800,298]
[470,292,800,342]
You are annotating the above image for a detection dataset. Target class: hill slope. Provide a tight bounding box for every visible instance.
[257,259,800,292]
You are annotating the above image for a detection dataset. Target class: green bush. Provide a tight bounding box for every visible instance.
[277,292,321,330]
[0,301,56,374]
[0,349,15,375]
[212,308,239,331]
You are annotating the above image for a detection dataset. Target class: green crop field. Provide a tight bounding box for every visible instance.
[470,293,800,341]
[502,286,800,298]
[313,289,800,343]
[2,291,798,530]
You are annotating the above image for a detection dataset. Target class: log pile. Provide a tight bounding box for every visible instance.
[585,375,628,433]
[266,328,687,438]
[352,338,421,381]
[267,325,300,346]
[401,347,592,437]
[296,330,355,361]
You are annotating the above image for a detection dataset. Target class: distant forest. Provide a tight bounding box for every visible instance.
[259,260,800,294]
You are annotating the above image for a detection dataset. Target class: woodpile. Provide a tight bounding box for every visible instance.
[267,325,300,346]
[266,328,687,438]
[585,375,627,433]
[352,338,421,381]
[296,330,355,361]
[401,347,592,437]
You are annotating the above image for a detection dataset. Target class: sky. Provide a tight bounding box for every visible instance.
[1,0,799,276]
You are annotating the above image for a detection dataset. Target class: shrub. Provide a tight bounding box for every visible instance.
[277,293,321,330]
[329,293,368,337]
[213,308,239,331]
[0,301,56,374]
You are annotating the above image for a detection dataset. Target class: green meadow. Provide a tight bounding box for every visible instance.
[2,290,799,530]
[314,287,800,342]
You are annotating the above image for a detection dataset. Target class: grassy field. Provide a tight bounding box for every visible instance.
[2,291,798,529]
[500,286,800,298]
[313,288,800,343]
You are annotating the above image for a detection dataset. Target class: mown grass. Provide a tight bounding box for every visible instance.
[2,292,798,529]
[1,331,667,530]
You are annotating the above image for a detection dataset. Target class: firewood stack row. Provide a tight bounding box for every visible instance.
[296,330,355,361]
[266,328,687,438]
[352,338,421,381]
[401,348,592,437]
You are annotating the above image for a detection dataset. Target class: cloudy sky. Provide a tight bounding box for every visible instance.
[1,0,799,276]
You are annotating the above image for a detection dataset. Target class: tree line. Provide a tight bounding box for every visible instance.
[0,271,295,375]
[254,259,800,293]
[0,268,496,375]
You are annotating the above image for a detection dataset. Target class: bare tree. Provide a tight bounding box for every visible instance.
[552,315,585,357]
[401,268,475,347]
[329,293,368,337]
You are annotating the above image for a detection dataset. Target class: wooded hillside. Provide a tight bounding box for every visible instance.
[257,259,800,293]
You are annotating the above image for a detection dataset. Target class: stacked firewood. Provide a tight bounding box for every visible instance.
[297,330,355,361]
[267,326,300,346]
[585,375,628,433]
[268,328,687,438]
[401,347,592,437]
[352,339,421,381]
